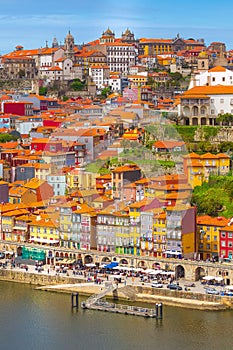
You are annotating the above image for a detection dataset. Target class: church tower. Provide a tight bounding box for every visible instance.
[64,30,75,59]
[197,51,209,72]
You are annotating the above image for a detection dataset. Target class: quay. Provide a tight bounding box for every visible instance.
[79,282,163,318]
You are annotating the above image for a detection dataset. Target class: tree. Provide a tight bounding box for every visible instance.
[70,79,85,91]
[101,87,111,98]
[39,86,47,96]
[0,134,17,143]
[217,113,233,126]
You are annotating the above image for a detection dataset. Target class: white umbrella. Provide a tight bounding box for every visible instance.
[214,276,223,282]
[144,269,155,274]
[149,270,162,275]
[85,263,96,268]
[203,275,215,281]
[100,264,107,268]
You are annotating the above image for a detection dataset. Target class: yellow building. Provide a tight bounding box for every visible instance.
[1,209,29,242]
[59,201,79,245]
[129,198,148,255]
[29,215,60,246]
[197,215,229,260]
[66,169,79,191]
[184,152,231,188]
[127,74,148,88]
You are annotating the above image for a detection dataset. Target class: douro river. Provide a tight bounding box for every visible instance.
[0,281,232,350]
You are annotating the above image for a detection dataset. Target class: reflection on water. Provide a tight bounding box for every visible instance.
[0,281,232,350]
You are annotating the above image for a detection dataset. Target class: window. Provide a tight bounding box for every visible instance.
[222,77,225,82]
[212,77,215,82]
[214,244,217,250]
[220,98,224,103]
[206,244,210,249]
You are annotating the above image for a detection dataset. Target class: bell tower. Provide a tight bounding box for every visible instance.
[64,30,75,59]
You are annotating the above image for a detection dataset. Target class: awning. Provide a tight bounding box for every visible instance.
[165,251,182,255]
[203,275,215,281]
[4,251,14,255]
[13,226,27,231]
[32,237,59,244]
[214,276,223,282]
[105,262,119,269]
[85,263,96,267]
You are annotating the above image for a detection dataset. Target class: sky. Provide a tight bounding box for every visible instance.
[1,0,233,54]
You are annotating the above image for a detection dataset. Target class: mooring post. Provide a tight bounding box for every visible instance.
[71,292,79,309]
[155,303,159,318]
[158,303,163,319]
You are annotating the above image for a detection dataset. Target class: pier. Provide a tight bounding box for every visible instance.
[80,282,163,318]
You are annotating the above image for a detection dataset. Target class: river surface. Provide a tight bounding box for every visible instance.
[0,281,232,350]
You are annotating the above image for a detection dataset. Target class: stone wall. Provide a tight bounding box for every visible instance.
[0,269,81,286]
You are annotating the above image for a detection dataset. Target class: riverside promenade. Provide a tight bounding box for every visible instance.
[0,262,232,311]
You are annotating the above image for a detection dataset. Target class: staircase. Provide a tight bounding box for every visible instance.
[85,282,117,307]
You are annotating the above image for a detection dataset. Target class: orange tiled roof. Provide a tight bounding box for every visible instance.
[197,215,229,227]
[208,66,226,72]
[153,140,185,148]
[183,85,233,96]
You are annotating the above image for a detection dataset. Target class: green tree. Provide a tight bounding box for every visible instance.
[70,79,85,91]
[101,87,111,98]
[217,113,233,126]
[0,134,17,143]
[39,86,47,96]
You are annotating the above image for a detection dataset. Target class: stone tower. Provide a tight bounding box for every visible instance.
[64,30,75,59]
[197,51,209,72]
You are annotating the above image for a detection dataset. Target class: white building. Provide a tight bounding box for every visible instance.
[180,85,233,125]
[89,65,110,89]
[106,42,137,74]
[108,74,122,92]
[189,66,233,89]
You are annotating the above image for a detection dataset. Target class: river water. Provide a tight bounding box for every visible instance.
[0,281,232,350]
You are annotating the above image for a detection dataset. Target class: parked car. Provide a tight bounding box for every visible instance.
[167,284,182,291]
[151,282,163,288]
[205,287,219,295]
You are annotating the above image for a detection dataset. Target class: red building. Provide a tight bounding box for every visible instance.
[3,101,33,116]
[219,225,233,260]
[31,139,63,152]
[43,117,63,128]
